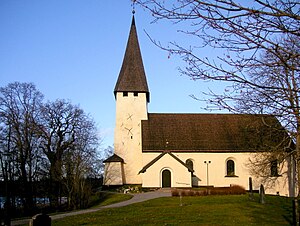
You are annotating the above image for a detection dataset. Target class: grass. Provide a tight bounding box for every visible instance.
[90,192,133,208]
[52,194,293,226]
[16,192,133,226]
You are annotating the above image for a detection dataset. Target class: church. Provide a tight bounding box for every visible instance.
[103,15,295,197]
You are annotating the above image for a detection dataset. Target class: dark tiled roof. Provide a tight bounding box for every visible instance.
[139,151,194,174]
[103,154,124,163]
[142,113,290,152]
[114,16,150,102]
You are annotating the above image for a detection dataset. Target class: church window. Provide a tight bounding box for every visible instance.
[134,92,138,96]
[186,159,194,171]
[226,160,235,176]
[123,91,128,97]
[270,160,279,177]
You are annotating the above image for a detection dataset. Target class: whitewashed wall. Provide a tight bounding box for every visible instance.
[140,152,294,196]
[103,162,124,185]
[114,92,148,184]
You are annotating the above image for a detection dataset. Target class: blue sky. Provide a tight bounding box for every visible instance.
[0,1,223,149]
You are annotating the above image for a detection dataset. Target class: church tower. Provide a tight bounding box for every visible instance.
[104,15,149,185]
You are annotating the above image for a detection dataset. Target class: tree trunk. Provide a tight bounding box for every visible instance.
[49,160,62,208]
[295,130,300,226]
[20,160,34,215]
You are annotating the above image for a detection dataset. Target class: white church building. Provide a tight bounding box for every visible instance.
[103,16,295,196]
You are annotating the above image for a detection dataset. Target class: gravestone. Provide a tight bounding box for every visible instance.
[292,198,300,226]
[259,184,265,204]
[179,193,183,207]
[30,213,51,226]
[249,177,254,200]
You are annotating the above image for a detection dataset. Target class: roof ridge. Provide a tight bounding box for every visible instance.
[139,152,194,174]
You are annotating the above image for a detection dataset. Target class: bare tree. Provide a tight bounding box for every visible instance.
[137,0,299,177]
[137,0,299,77]
[208,36,299,171]
[62,113,100,209]
[137,1,299,100]
[0,82,44,214]
[137,0,300,220]
[38,99,100,208]
[0,83,102,216]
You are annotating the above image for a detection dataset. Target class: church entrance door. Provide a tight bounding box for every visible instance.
[162,169,171,188]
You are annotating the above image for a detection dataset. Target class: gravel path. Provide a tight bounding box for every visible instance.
[11,190,171,226]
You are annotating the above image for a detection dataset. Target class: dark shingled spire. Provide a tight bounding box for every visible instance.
[114,15,150,102]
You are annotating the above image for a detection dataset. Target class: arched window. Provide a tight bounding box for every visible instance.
[270,160,279,177]
[186,159,194,171]
[226,160,235,176]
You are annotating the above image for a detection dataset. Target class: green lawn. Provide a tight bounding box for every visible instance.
[89,192,133,208]
[52,194,293,226]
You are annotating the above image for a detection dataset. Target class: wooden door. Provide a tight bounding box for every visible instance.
[162,169,171,188]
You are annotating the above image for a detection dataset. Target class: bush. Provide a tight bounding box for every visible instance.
[171,185,246,197]
[171,189,180,196]
[229,185,247,195]
[188,190,195,196]
[180,190,187,196]
[209,185,246,195]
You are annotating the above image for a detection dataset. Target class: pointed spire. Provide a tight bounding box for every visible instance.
[114,15,150,102]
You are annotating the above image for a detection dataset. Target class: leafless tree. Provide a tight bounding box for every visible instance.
[210,36,299,184]
[0,82,103,217]
[62,112,100,209]
[38,99,100,208]
[137,0,300,219]
[137,1,299,172]
[0,82,44,214]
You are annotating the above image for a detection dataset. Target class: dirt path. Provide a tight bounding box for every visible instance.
[11,190,171,226]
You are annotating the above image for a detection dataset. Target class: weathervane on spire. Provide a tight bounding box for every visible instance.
[131,0,136,14]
